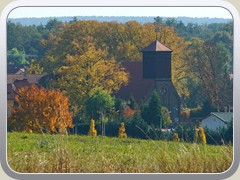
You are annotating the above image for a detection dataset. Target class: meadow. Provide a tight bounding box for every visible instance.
[7,132,232,173]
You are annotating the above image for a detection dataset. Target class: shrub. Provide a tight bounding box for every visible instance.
[195,126,207,145]
[9,84,73,133]
[88,119,97,136]
[173,133,179,142]
[118,122,127,138]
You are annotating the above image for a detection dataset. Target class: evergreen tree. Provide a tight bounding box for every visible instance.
[142,89,163,128]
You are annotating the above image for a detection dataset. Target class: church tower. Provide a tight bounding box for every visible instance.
[141,40,180,122]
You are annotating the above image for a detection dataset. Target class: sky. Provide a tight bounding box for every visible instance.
[8,7,232,19]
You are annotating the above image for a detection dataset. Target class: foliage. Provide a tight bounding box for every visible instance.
[161,107,172,128]
[123,108,135,119]
[142,90,163,128]
[40,20,190,98]
[51,44,128,115]
[9,84,73,133]
[7,48,29,65]
[180,108,190,120]
[186,38,232,110]
[26,60,44,74]
[7,22,44,61]
[88,119,97,136]
[173,133,179,142]
[225,119,233,143]
[195,127,207,145]
[118,122,127,138]
[85,89,115,121]
[175,124,196,142]
[128,96,138,110]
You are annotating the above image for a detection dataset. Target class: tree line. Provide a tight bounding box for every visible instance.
[7,17,233,121]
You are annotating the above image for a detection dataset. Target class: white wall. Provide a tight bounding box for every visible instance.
[201,115,227,131]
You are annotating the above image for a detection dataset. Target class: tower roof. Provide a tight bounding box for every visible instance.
[141,40,172,52]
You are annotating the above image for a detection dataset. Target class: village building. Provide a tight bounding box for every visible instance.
[7,65,46,117]
[201,112,233,131]
[116,40,180,122]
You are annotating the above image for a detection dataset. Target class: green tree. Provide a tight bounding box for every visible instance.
[142,90,163,128]
[85,89,115,135]
[85,89,115,121]
[7,48,29,65]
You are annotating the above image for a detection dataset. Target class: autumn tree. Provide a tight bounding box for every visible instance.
[9,84,73,133]
[186,38,232,110]
[26,60,43,74]
[40,20,190,98]
[52,44,128,115]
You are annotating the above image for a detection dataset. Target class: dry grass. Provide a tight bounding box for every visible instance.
[7,132,233,173]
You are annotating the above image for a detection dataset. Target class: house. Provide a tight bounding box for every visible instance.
[7,72,47,117]
[201,112,233,131]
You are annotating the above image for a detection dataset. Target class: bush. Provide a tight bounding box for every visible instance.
[175,124,196,142]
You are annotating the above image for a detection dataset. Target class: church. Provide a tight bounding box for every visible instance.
[116,39,181,122]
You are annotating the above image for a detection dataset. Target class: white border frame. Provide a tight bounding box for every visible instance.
[1,0,240,179]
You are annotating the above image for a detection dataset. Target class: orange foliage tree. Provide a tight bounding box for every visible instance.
[9,84,73,133]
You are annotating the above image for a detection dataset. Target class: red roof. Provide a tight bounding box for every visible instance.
[115,62,155,101]
[141,40,172,52]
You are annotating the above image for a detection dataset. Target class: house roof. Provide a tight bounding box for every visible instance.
[7,74,46,84]
[210,112,233,124]
[7,74,46,101]
[114,61,155,101]
[141,40,172,52]
[7,64,26,74]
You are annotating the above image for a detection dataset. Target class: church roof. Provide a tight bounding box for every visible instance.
[141,40,172,52]
[114,62,155,101]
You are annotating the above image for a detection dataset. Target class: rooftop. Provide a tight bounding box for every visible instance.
[141,40,172,52]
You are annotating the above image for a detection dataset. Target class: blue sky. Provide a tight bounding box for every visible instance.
[8,7,232,19]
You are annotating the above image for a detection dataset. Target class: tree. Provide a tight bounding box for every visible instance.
[26,60,43,74]
[186,38,232,110]
[85,89,115,121]
[40,20,190,98]
[142,90,163,128]
[85,89,115,136]
[53,44,128,115]
[9,84,73,133]
[7,48,29,65]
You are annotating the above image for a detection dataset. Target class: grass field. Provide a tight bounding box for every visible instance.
[7,132,233,173]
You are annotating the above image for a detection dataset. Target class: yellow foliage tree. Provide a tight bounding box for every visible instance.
[55,43,128,114]
[88,119,97,136]
[9,84,73,133]
[118,122,127,138]
[26,60,43,74]
[41,20,190,98]
[195,126,207,145]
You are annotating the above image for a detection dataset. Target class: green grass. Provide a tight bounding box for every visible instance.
[7,132,233,173]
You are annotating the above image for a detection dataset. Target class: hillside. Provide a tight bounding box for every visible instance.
[7,132,233,173]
